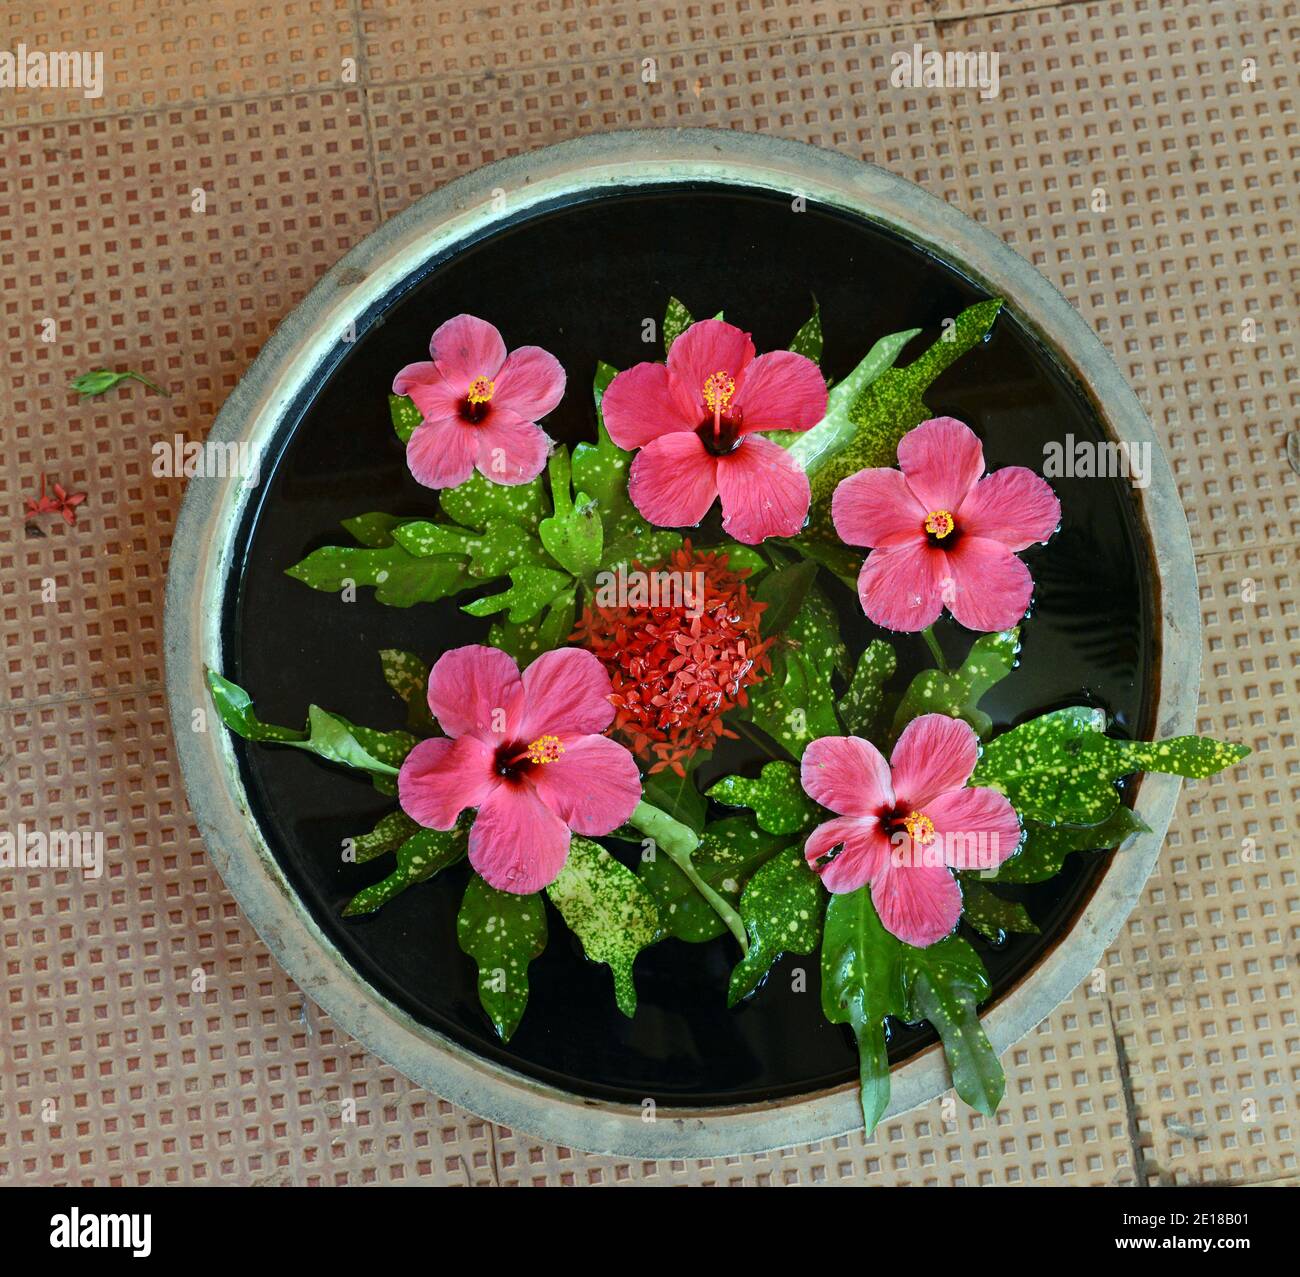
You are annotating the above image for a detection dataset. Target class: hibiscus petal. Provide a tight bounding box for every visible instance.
[871,861,963,947]
[890,713,980,809]
[925,786,1022,872]
[602,361,698,449]
[732,350,827,433]
[666,318,755,406]
[715,435,811,543]
[491,345,566,421]
[469,784,572,894]
[392,361,463,425]
[958,466,1061,550]
[406,419,478,490]
[944,536,1034,632]
[832,466,927,548]
[805,816,893,895]
[428,644,523,740]
[473,408,551,486]
[627,431,719,528]
[856,542,946,632]
[802,735,894,817]
[398,735,498,830]
[897,417,985,513]
[529,734,641,834]
[517,647,616,738]
[429,313,507,386]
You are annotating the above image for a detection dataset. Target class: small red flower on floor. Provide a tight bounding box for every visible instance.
[23,475,87,527]
[572,542,773,776]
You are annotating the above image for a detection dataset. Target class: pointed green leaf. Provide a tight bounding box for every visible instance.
[285,543,470,607]
[343,824,467,915]
[788,298,823,364]
[462,564,572,623]
[891,628,1019,741]
[991,806,1149,884]
[958,879,1038,943]
[538,448,603,578]
[352,809,420,864]
[378,648,436,735]
[456,876,549,1041]
[839,639,897,740]
[389,393,422,444]
[340,511,409,548]
[707,761,821,836]
[488,586,576,666]
[439,470,547,533]
[728,848,825,1006]
[663,297,693,355]
[755,558,818,637]
[547,836,659,1017]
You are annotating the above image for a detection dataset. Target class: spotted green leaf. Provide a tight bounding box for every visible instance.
[990,806,1150,884]
[972,707,1249,825]
[728,848,825,1006]
[285,542,470,607]
[547,836,659,1017]
[890,628,1019,741]
[462,564,572,623]
[488,586,576,666]
[439,469,547,534]
[378,648,436,735]
[538,447,603,579]
[638,816,784,943]
[343,824,467,916]
[707,761,821,836]
[754,558,818,638]
[663,297,693,355]
[352,809,420,864]
[456,875,549,1041]
[340,511,409,548]
[958,879,1037,944]
[788,298,823,364]
[839,639,897,740]
[206,671,410,778]
[389,393,422,444]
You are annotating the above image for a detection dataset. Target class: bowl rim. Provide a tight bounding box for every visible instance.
[164,127,1200,1158]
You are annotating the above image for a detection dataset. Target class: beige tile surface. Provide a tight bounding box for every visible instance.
[0,0,1294,1185]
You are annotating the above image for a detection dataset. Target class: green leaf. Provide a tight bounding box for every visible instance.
[206,671,408,778]
[728,848,824,1006]
[389,393,422,444]
[638,816,784,943]
[900,934,1004,1117]
[972,707,1250,825]
[461,564,572,623]
[990,806,1150,884]
[641,767,708,834]
[488,586,576,666]
[755,558,818,637]
[538,448,603,579]
[456,876,549,1041]
[440,470,547,534]
[839,640,897,740]
[378,648,436,735]
[707,761,821,836]
[890,628,1019,741]
[71,367,169,397]
[546,835,659,1017]
[352,809,420,864]
[285,543,470,607]
[663,297,693,355]
[958,880,1038,943]
[820,888,907,1135]
[343,824,467,915]
[339,512,408,547]
[788,298,823,364]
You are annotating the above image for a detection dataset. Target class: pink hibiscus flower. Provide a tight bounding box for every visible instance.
[801,714,1021,947]
[601,318,827,544]
[393,314,565,490]
[832,416,1061,632]
[397,644,641,894]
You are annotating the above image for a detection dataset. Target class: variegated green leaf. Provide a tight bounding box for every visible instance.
[462,564,572,623]
[456,875,549,1041]
[990,806,1149,884]
[439,469,547,533]
[839,639,896,740]
[728,848,824,1006]
[389,393,421,444]
[890,628,1019,741]
[707,761,820,836]
[343,824,466,916]
[958,879,1037,944]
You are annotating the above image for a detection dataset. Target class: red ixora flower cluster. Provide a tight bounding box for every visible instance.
[571,543,773,776]
[24,475,86,527]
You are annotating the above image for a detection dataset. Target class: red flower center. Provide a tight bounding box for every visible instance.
[571,543,773,776]
[696,368,744,455]
[493,734,563,782]
[883,806,936,845]
[923,508,957,545]
[460,374,495,423]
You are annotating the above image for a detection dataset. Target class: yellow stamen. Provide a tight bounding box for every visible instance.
[467,375,495,405]
[524,734,564,765]
[902,811,936,845]
[924,509,954,539]
[701,370,736,413]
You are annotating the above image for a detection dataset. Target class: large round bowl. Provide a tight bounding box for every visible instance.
[165,129,1199,1157]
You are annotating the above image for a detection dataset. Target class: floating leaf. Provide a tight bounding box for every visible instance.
[461,564,572,623]
[990,806,1150,884]
[343,825,466,915]
[707,761,821,836]
[958,879,1038,944]
[663,297,693,355]
[456,875,549,1041]
[439,469,547,534]
[352,809,420,863]
[972,707,1249,825]
[728,848,824,1006]
[378,648,436,734]
[538,448,603,579]
[340,511,409,548]
[286,543,470,607]
[547,835,659,1017]
[788,298,823,364]
[389,393,422,444]
[638,816,784,943]
[206,671,409,778]
[755,558,817,638]
[839,640,897,740]
[488,586,576,666]
[890,628,1019,741]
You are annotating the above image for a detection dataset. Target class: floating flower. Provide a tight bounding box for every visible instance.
[832,416,1060,632]
[393,314,565,490]
[602,318,826,544]
[801,714,1021,947]
[398,644,641,893]
[571,543,772,776]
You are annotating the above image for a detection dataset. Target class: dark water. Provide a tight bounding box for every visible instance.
[224,185,1154,1105]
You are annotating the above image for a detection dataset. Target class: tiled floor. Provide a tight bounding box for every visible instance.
[0,0,1294,1185]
